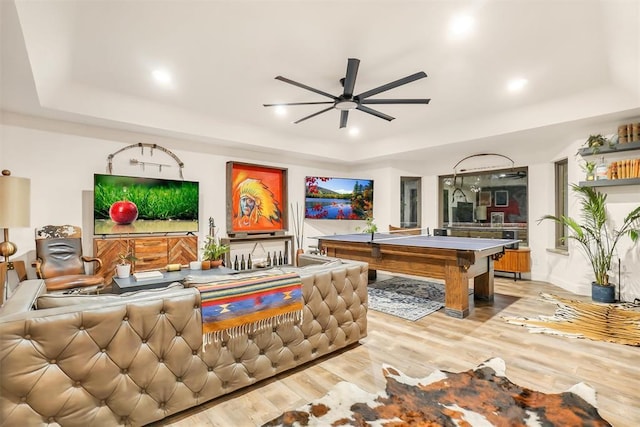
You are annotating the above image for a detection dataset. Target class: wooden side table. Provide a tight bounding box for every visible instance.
[494,248,531,280]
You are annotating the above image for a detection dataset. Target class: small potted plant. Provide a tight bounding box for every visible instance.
[584,134,612,154]
[115,240,138,278]
[202,235,230,269]
[581,160,597,181]
[357,216,378,233]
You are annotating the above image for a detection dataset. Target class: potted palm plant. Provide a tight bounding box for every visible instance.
[539,184,640,302]
[202,235,230,268]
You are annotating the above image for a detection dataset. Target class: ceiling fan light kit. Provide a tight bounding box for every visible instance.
[264,58,430,128]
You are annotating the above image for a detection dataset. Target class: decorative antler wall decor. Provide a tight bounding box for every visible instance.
[107,143,185,178]
[448,153,515,202]
[453,153,515,175]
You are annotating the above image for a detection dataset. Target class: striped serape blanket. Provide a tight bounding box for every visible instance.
[186,271,303,349]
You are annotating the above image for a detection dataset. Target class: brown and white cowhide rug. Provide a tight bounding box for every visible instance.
[263,358,611,427]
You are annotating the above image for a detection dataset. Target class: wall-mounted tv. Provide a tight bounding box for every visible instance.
[94,174,199,235]
[305,176,374,220]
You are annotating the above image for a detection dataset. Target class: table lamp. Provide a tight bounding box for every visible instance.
[475,205,487,221]
[0,170,31,302]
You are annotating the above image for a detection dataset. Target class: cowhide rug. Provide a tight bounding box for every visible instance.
[262,358,611,426]
[504,293,640,346]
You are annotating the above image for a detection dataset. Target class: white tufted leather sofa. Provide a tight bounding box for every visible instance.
[0,255,368,426]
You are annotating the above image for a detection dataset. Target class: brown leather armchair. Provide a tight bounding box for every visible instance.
[34,225,105,292]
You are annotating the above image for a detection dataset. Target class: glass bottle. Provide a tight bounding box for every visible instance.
[278,251,283,265]
[247,253,252,270]
[266,252,271,267]
[240,254,246,270]
[595,156,608,181]
[233,255,239,270]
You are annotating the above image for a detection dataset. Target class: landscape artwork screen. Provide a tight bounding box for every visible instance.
[305,176,374,220]
[94,174,199,235]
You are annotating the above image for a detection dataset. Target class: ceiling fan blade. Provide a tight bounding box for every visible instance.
[356,71,428,100]
[342,58,360,97]
[294,106,335,124]
[361,98,430,105]
[356,105,395,121]
[340,110,349,128]
[263,101,334,107]
[275,76,338,100]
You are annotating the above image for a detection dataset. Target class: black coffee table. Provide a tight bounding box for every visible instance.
[112,267,237,294]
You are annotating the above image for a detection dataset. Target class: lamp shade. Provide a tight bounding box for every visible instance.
[475,205,487,221]
[0,172,31,228]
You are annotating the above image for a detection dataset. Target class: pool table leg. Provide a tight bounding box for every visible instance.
[474,258,494,301]
[443,262,470,319]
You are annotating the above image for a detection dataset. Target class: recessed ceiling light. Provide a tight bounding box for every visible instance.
[348,127,360,136]
[275,106,287,116]
[152,69,172,85]
[507,78,528,92]
[449,14,475,39]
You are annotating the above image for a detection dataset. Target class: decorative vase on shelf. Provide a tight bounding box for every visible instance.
[116,264,131,279]
[201,260,211,270]
[296,248,304,266]
[210,259,223,268]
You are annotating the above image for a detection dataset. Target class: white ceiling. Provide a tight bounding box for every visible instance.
[2,0,640,169]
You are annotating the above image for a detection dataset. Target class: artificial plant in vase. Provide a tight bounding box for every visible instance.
[580,160,597,181]
[539,184,640,302]
[116,239,138,278]
[356,216,378,241]
[202,234,230,268]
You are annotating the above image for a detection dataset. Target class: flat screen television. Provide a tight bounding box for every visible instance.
[94,174,199,235]
[305,176,374,220]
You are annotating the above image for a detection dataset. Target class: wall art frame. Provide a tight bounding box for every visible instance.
[226,161,288,236]
[479,191,492,207]
[491,211,504,227]
[494,190,509,207]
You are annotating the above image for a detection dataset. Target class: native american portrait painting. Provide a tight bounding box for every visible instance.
[226,162,288,234]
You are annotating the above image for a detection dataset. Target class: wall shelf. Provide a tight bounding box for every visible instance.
[577,140,640,157]
[578,178,640,188]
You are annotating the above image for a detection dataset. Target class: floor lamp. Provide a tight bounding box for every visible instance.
[0,170,31,304]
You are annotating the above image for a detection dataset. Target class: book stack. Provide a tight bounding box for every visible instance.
[607,158,640,179]
[618,122,640,143]
[134,270,164,281]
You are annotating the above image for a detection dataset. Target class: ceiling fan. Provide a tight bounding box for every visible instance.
[263,58,430,129]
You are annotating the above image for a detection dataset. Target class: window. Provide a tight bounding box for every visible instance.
[439,167,528,244]
[554,159,569,250]
[400,177,421,228]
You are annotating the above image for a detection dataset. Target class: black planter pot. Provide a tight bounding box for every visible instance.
[591,282,615,303]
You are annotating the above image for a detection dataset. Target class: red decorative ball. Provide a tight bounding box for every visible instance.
[109,200,138,225]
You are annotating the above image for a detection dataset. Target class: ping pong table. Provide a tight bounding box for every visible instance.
[315,233,519,318]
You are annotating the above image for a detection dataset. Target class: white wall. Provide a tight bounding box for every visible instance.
[2,117,639,300]
[527,138,640,301]
[0,118,381,277]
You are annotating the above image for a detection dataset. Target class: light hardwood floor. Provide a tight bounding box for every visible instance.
[150,276,639,426]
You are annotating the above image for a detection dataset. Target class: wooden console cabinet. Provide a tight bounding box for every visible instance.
[494,247,531,280]
[94,236,198,283]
